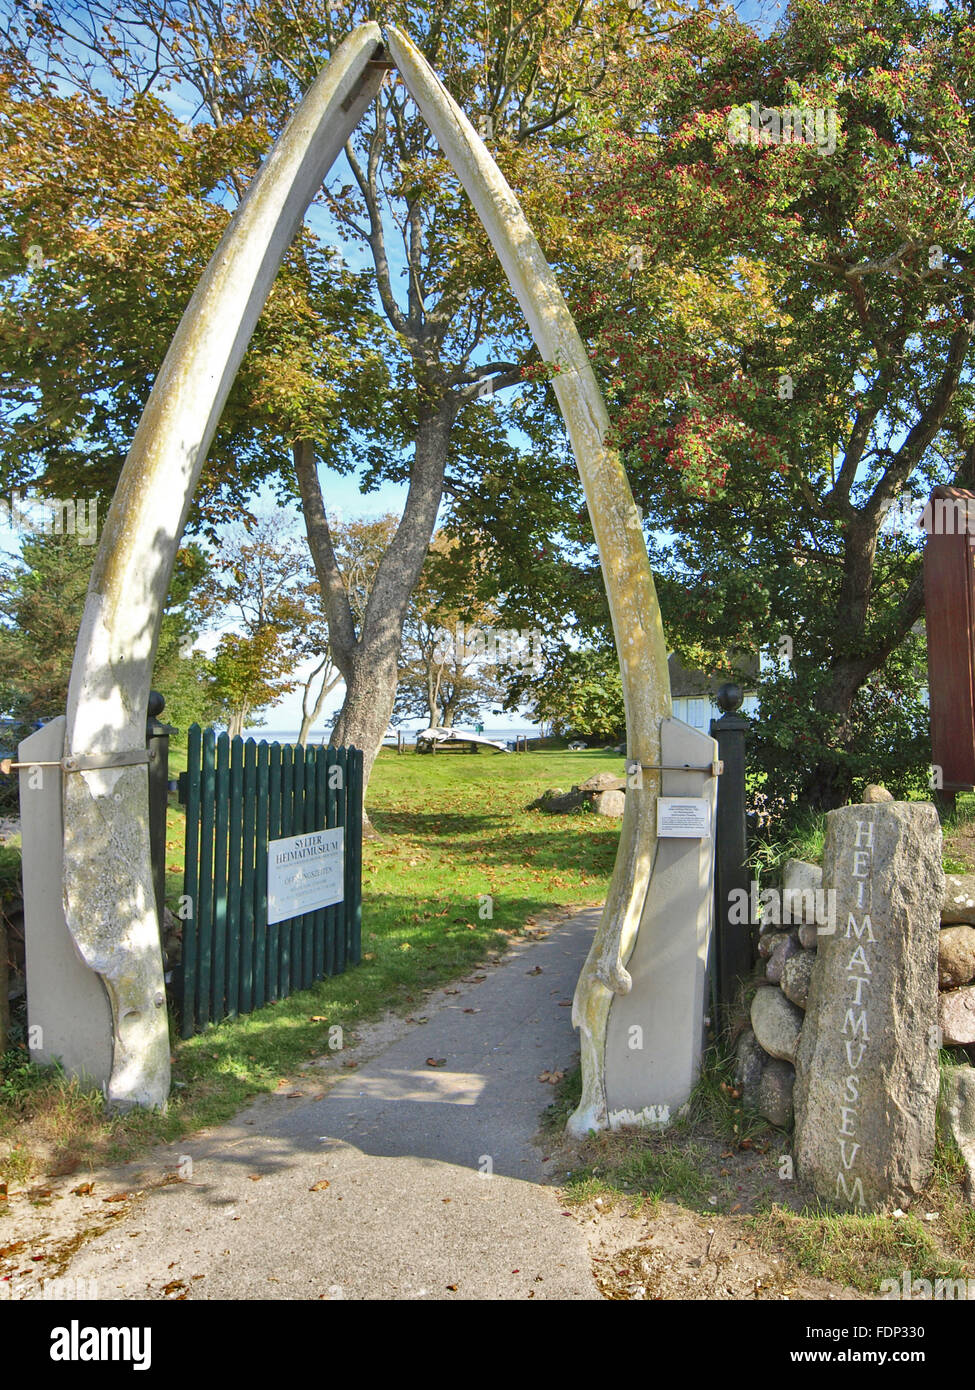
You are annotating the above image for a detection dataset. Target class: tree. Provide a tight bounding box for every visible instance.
[393,535,506,728]
[6,0,701,817]
[573,0,975,811]
[190,514,329,737]
[0,532,215,731]
[0,43,390,535]
[505,642,624,741]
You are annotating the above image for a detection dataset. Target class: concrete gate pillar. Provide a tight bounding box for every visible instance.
[19,718,113,1087]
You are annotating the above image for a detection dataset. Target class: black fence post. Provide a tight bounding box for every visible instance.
[147,691,176,928]
[710,681,752,1030]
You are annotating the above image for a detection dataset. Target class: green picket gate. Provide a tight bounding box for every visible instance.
[176,726,363,1037]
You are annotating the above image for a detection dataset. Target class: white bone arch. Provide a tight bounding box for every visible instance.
[62,22,672,1119]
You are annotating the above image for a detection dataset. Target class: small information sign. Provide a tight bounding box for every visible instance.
[656,796,711,839]
[267,828,344,924]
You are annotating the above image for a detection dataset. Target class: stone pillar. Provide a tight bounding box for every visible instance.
[794,801,943,1211]
[19,718,112,1088]
[603,718,719,1126]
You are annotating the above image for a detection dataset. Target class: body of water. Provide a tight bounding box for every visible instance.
[241,726,540,745]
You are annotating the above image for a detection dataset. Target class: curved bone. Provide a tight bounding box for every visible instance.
[384,28,672,1134]
[62,24,388,1110]
[61,22,672,1126]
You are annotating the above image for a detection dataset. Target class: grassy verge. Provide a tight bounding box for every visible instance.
[546,1045,973,1295]
[1,744,621,1183]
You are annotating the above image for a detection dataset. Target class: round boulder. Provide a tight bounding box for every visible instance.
[577,772,626,794]
[735,1029,766,1095]
[758,930,791,961]
[940,985,975,1046]
[766,931,800,984]
[781,949,816,1010]
[943,874,975,926]
[756,1059,795,1129]
[592,789,625,817]
[861,784,894,803]
[939,926,975,990]
[751,985,804,1063]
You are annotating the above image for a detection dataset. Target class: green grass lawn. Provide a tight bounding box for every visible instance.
[2,743,621,1182]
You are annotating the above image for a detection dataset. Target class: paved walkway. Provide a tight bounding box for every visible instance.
[63,909,602,1300]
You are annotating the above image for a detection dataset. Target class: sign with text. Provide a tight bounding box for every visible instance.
[656,796,711,839]
[267,828,345,925]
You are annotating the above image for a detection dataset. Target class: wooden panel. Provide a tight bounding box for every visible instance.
[924,487,975,790]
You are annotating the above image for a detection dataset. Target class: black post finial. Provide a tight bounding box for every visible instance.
[716,681,744,714]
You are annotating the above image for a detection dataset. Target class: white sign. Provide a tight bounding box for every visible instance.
[656,796,711,839]
[267,828,344,924]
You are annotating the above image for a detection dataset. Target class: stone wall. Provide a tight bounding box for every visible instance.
[735,808,975,1206]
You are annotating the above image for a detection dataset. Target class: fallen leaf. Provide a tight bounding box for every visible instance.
[309,1180,331,1192]
[426,1057,446,1068]
[309,1016,328,1023]
[446,1283,458,1291]
[462,1008,480,1014]
[285,1091,303,1098]
[71,1183,94,1197]
[102,1193,129,1203]
[342,1060,358,1069]
[247,1174,262,1182]
[527,966,543,976]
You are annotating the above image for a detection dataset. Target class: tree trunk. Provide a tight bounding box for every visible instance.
[800,529,926,810]
[228,707,248,740]
[298,655,337,747]
[295,406,454,828]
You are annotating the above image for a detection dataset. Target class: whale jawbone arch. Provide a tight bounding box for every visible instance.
[60,22,673,1119]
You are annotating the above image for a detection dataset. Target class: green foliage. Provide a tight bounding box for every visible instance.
[748,642,932,823]
[505,644,625,741]
[573,0,975,810]
[0,533,218,735]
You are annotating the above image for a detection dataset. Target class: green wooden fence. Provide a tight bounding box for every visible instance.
[176,726,363,1037]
